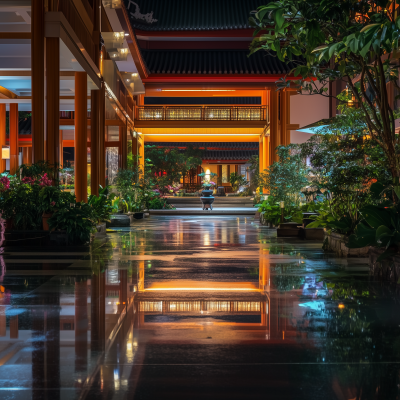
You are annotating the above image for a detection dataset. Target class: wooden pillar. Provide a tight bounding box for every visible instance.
[259,136,264,175]
[121,123,128,170]
[59,131,63,167]
[280,90,288,146]
[269,89,279,162]
[22,147,31,165]
[46,37,60,166]
[118,126,123,169]
[31,0,45,162]
[0,104,6,172]
[91,90,100,196]
[263,135,269,170]
[75,72,88,202]
[9,104,19,175]
[99,83,106,187]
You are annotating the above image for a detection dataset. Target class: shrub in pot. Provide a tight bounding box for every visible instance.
[48,202,96,245]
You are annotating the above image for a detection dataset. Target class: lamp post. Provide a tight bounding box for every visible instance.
[280,201,284,223]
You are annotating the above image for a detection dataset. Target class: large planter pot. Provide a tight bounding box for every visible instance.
[324,231,369,257]
[133,212,144,220]
[200,186,215,210]
[368,247,400,283]
[42,212,53,231]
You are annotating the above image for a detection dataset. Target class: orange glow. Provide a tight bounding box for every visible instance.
[0,286,4,293]
[145,288,259,291]
[338,304,345,309]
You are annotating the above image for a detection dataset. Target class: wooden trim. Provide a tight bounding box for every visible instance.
[134,120,266,129]
[0,86,17,100]
[0,32,31,39]
[117,7,149,80]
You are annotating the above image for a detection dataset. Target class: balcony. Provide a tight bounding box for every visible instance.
[136,106,268,122]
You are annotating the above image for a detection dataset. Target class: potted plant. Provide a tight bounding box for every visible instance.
[48,202,96,245]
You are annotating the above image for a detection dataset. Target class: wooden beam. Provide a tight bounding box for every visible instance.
[0,32,31,39]
[0,86,17,100]
[134,120,266,129]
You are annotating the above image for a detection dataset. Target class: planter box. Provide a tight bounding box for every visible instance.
[106,214,131,228]
[277,228,300,237]
[368,247,400,283]
[304,228,325,240]
[95,223,107,238]
[325,232,369,257]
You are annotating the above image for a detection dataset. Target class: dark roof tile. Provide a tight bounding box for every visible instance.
[124,0,264,31]
[141,49,300,75]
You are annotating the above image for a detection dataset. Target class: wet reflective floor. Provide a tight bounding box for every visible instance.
[1,216,400,399]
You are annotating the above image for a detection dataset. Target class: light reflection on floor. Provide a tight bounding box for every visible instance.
[0,216,399,399]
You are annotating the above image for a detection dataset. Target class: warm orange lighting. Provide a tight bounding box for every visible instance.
[0,286,4,293]
[161,89,236,92]
[338,304,345,309]
[145,288,260,291]
[144,133,259,136]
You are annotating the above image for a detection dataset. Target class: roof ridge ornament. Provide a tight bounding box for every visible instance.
[126,1,158,24]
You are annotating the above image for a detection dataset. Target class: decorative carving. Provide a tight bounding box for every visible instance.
[126,1,158,24]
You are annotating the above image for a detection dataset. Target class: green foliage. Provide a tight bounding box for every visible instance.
[88,186,113,223]
[20,160,60,182]
[261,144,308,205]
[145,145,203,187]
[39,186,75,214]
[229,172,249,192]
[250,0,400,177]
[48,202,96,245]
[348,182,400,260]
[247,155,260,193]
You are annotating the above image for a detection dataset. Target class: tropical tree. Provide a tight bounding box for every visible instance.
[261,144,308,204]
[250,0,400,177]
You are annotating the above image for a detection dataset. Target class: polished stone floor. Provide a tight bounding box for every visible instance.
[0,216,400,399]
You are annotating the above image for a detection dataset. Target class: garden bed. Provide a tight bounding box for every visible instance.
[368,247,400,283]
[324,232,369,257]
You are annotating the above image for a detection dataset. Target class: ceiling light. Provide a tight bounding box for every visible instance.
[131,73,138,77]
[125,33,129,36]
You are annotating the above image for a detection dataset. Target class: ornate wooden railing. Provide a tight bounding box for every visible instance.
[136,106,269,122]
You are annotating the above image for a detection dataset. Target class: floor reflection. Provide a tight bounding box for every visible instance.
[0,216,400,399]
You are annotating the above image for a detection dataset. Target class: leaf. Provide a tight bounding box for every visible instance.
[275,9,285,29]
[360,23,380,33]
[360,205,392,229]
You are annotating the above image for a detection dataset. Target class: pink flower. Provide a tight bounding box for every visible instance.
[39,173,52,187]
[50,201,56,207]
[0,177,10,191]
[22,176,35,185]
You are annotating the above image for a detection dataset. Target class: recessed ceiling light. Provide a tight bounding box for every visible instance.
[125,33,129,36]
[131,73,138,77]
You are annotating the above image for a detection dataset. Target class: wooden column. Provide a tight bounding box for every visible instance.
[9,104,19,175]
[46,37,60,166]
[10,315,18,339]
[259,136,264,176]
[59,131,63,167]
[0,104,6,172]
[31,0,45,162]
[75,72,88,202]
[91,90,100,196]
[263,135,269,171]
[269,89,279,162]
[120,123,128,170]
[280,90,288,146]
[99,83,106,187]
[22,147,31,165]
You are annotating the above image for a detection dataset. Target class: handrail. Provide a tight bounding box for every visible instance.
[136,106,269,122]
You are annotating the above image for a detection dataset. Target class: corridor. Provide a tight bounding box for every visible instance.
[0,216,399,399]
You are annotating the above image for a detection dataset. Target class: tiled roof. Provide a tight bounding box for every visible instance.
[145,142,259,150]
[123,0,263,31]
[6,117,32,135]
[141,49,300,75]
